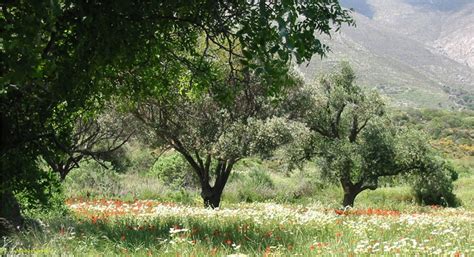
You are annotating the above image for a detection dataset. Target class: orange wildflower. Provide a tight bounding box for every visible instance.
[263,246,271,257]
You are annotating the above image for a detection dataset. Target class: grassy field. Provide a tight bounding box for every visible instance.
[2,199,473,256]
[1,169,473,256]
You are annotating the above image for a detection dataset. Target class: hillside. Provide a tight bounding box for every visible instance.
[299,0,474,110]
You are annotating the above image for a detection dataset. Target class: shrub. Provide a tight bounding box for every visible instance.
[412,163,459,207]
[148,152,198,189]
[231,168,276,203]
[125,143,156,173]
[247,169,274,189]
[63,160,123,198]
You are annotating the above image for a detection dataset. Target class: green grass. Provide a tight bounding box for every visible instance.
[454,176,474,210]
[4,154,473,256]
[3,201,473,256]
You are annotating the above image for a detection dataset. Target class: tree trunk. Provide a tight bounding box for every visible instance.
[340,177,362,208]
[59,168,67,181]
[0,191,24,236]
[342,189,358,207]
[201,186,222,209]
[197,159,234,209]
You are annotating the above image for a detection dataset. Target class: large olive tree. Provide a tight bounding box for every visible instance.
[284,63,457,207]
[133,80,305,208]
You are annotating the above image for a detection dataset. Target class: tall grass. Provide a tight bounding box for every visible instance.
[3,202,473,256]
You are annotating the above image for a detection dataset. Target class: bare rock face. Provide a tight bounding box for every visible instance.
[430,4,474,69]
[302,0,474,110]
[433,29,474,68]
[368,0,474,70]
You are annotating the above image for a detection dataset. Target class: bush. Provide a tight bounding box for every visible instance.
[96,142,156,173]
[63,160,123,198]
[14,165,65,213]
[412,163,459,207]
[125,143,156,173]
[247,169,274,188]
[229,168,276,203]
[148,152,197,189]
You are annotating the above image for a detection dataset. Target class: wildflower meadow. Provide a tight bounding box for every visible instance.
[3,198,473,256]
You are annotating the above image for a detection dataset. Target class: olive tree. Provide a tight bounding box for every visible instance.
[284,63,457,207]
[133,81,305,208]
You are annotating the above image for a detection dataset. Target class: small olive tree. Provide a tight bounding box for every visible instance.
[284,63,457,207]
[133,83,304,208]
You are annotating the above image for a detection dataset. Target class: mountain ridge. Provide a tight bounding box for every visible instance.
[299,0,474,110]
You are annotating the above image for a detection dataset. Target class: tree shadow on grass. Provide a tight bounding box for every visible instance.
[71,216,303,252]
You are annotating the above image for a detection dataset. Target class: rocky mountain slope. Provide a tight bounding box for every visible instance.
[299,0,474,110]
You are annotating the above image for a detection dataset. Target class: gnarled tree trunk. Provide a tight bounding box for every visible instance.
[197,159,234,209]
[201,185,222,209]
[341,176,378,207]
[173,143,235,209]
[342,188,359,207]
[340,177,362,208]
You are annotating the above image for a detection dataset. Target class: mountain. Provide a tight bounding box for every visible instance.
[299,0,474,110]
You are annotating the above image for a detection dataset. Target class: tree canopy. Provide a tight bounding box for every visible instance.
[283,63,458,207]
[1,0,353,226]
[132,75,305,207]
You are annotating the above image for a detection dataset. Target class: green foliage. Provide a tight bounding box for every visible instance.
[132,65,311,208]
[1,153,62,214]
[282,63,459,207]
[412,159,460,207]
[63,160,122,198]
[148,152,197,189]
[248,169,275,189]
[223,161,323,204]
[225,159,274,203]
[102,142,156,174]
[1,0,352,215]
[15,175,65,220]
[392,108,474,157]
